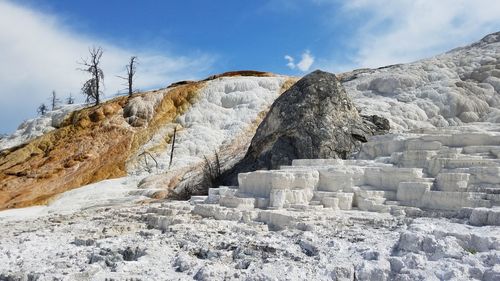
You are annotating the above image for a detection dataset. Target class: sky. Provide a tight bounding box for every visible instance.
[0,0,500,134]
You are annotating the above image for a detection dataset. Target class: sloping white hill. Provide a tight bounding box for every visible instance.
[0,104,83,151]
[0,32,499,281]
[343,32,500,130]
[127,76,289,175]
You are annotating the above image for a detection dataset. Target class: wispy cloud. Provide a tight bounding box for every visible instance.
[341,0,500,68]
[297,51,315,71]
[0,1,215,133]
[284,55,295,69]
[284,50,315,72]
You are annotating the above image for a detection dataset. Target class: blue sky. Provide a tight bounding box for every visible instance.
[1,0,500,133]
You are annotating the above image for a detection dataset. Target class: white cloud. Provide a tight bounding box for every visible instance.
[297,50,315,71]
[340,0,500,68]
[0,1,215,133]
[284,50,315,71]
[284,55,295,69]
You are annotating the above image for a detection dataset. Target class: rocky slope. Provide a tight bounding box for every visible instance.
[0,71,296,209]
[1,32,498,210]
[220,70,389,185]
[0,201,498,281]
[0,32,499,280]
[342,32,500,130]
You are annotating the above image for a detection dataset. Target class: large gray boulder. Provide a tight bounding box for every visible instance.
[219,70,388,185]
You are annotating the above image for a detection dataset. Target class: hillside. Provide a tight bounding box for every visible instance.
[1,33,498,211]
[0,71,296,209]
[342,32,500,130]
[0,32,499,280]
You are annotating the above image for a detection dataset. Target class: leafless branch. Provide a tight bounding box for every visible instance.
[117,56,138,96]
[139,151,159,173]
[78,46,104,105]
[169,127,177,169]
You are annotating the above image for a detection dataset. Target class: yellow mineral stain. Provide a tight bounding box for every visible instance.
[0,81,204,210]
[0,71,287,210]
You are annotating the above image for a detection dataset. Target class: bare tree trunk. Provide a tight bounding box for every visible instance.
[169,127,177,169]
[128,57,136,96]
[118,56,137,96]
[94,56,100,105]
[51,90,60,110]
[79,46,104,106]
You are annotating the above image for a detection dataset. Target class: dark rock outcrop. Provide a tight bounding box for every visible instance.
[361,114,390,135]
[219,70,389,185]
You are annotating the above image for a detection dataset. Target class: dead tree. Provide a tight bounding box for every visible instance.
[50,90,60,110]
[202,151,221,189]
[66,93,75,104]
[118,56,137,96]
[37,103,48,116]
[169,127,177,169]
[138,151,159,173]
[79,46,104,105]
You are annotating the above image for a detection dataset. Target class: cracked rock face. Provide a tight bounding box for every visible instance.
[221,70,388,184]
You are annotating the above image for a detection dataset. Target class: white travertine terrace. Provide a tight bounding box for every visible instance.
[192,124,500,228]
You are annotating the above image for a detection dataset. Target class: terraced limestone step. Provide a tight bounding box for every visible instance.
[320,197,339,209]
[436,173,469,192]
[143,203,193,231]
[468,167,500,185]
[364,167,424,191]
[354,186,397,201]
[482,187,500,194]
[405,140,442,151]
[219,196,255,210]
[333,193,354,210]
[468,207,500,226]
[316,167,365,192]
[393,150,438,168]
[312,191,340,201]
[308,200,322,206]
[419,191,491,210]
[420,133,500,147]
[206,186,238,204]
[486,194,500,206]
[269,188,314,208]
[412,178,435,183]
[291,159,344,167]
[310,192,354,210]
[238,170,319,198]
[396,182,432,203]
[357,190,388,200]
[192,128,500,219]
[189,196,208,204]
[462,145,500,155]
[384,201,401,206]
[427,157,500,177]
[469,152,497,159]
[357,198,390,213]
[192,204,258,222]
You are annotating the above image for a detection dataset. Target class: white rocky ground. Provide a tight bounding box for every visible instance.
[1,33,500,280]
[127,76,288,176]
[1,123,499,280]
[0,104,83,151]
[0,200,498,281]
[343,32,500,131]
[0,177,147,221]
